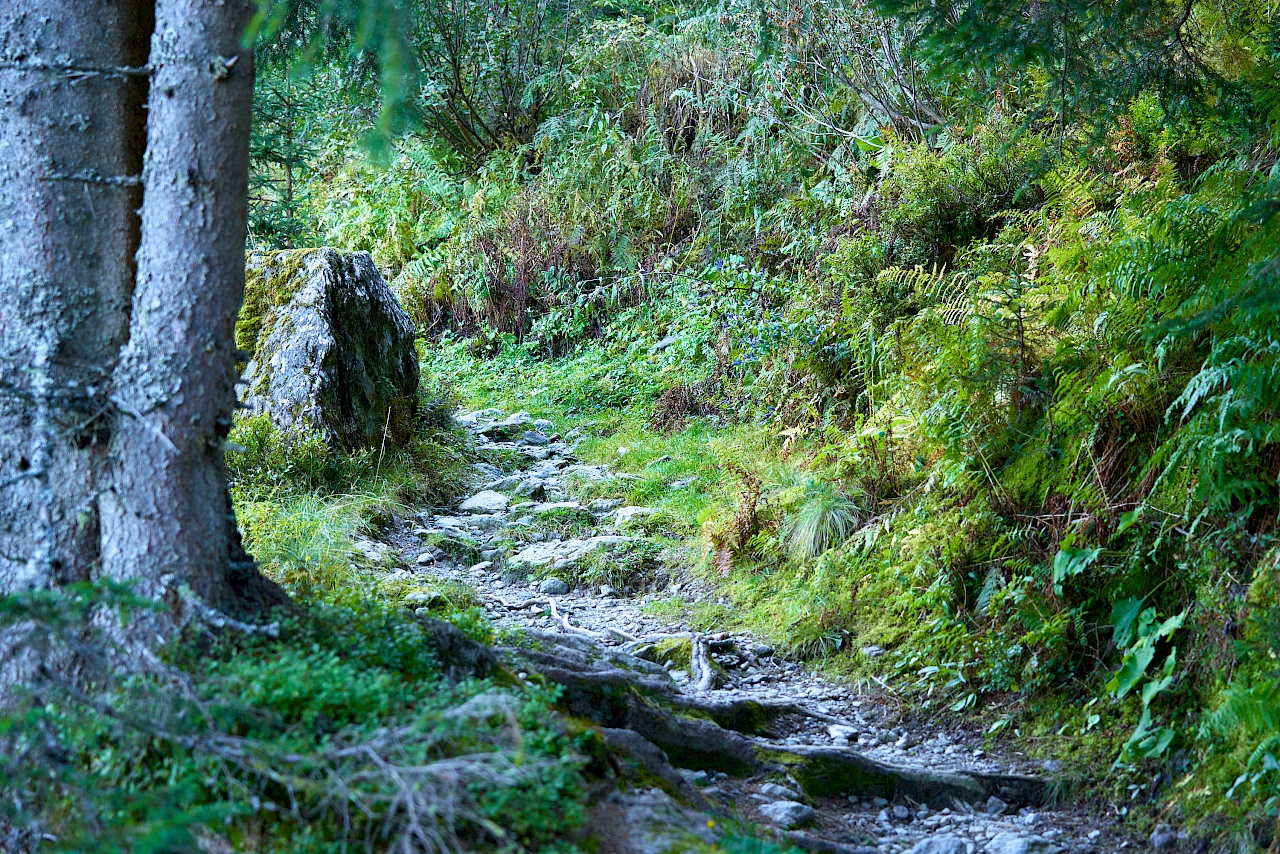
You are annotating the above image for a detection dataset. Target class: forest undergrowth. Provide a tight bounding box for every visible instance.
[241,0,1280,843]
[4,0,1278,849]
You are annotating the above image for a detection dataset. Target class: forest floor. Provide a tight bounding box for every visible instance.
[360,407,1151,854]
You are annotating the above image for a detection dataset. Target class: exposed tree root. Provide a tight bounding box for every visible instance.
[691,634,716,692]
[500,632,1047,809]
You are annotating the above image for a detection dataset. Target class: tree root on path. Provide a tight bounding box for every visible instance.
[501,633,1046,810]
[690,634,716,692]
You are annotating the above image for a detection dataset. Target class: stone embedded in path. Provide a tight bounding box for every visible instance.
[985,833,1062,854]
[614,506,657,528]
[467,514,506,531]
[908,837,977,854]
[474,462,503,480]
[510,536,631,571]
[538,577,569,595]
[609,789,720,854]
[455,408,505,428]
[530,460,566,477]
[1150,824,1179,849]
[590,498,623,513]
[522,500,587,515]
[520,430,551,446]
[475,411,532,439]
[758,800,814,829]
[460,491,510,513]
[484,475,522,491]
[759,782,802,800]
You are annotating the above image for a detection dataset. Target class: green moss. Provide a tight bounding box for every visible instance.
[653,637,692,669]
[238,249,314,359]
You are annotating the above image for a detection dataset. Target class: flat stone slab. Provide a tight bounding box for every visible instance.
[614,506,657,527]
[460,491,510,513]
[509,536,631,569]
[758,800,814,829]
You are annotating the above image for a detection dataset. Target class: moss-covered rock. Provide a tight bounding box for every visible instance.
[239,249,419,451]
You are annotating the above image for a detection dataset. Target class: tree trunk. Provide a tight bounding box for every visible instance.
[0,3,152,594]
[100,0,275,620]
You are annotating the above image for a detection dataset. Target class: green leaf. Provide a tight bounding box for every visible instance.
[1052,546,1102,593]
[1110,597,1145,648]
[852,134,884,153]
[1109,644,1156,699]
[1116,507,1143,534]
[1140,647,1179,707]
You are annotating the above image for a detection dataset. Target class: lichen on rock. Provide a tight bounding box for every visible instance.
[238,248,420,451]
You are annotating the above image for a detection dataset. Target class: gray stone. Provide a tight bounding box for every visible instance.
[861,644,886,659]
[460,491,510,513]
[985,795,1009,815]
[403,590,446,608]
[614,506,658,528]
[530,460,565,478]
[467,561,493,574]
[752,644,775,657]
[828,724,859,743]
[530,501,587,515]
[473,462,503,480]
[466,513,506,531]
[589,498,624,513]
[475,411,532,439]
[608,790,720,854]
[599,584,616,597]
[1150,824,1178,849]
[456,408,504,428]
[757,800,814,829]
[759,782,802,800]
[985,832,1062,854]
[533,418,556,432]
[520,430,551,446]
[514,478,545,498]
[681,769,711,786]
[908,837,977,854]
[896,731,920,749]
[510,536,631,571]
[240,249,419,451]
[892,804,911,820]
[537,577,569,595]
[483,475,522,491]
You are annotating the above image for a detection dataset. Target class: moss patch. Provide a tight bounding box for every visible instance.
[238,249,314,359]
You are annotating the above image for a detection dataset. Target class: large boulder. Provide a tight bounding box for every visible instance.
[238,249,419,450]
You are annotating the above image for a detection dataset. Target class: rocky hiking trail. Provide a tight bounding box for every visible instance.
[366,409,1143,854]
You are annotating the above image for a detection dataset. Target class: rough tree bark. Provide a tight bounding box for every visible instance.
[100,0,276,619]
[0,3,151,593]
[1,0,287,681]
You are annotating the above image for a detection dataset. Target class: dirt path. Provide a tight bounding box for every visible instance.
[379,410,1136,854]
